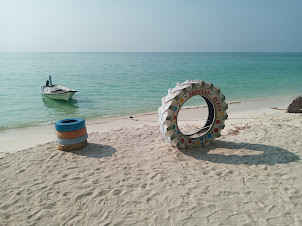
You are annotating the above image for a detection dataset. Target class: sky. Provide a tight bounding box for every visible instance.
[0,0,301,52]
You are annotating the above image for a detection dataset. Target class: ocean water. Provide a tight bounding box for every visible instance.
[0,52,301,131]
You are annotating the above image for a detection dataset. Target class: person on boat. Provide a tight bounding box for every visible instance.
[46,80,49,86]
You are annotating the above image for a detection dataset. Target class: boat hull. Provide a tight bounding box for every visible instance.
[41,84,77,102]
[43,92,76,101]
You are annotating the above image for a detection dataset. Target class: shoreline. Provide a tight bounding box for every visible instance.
[1,92,300,132]
[0,96,295,158]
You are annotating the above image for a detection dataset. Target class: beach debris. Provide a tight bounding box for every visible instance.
[271,107,287,110]
[55,118,88,151]
[158,79,228,148]
[228,124,251,135]
[288,96,302,113]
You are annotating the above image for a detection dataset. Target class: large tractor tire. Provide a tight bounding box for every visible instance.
[158,80,228,148]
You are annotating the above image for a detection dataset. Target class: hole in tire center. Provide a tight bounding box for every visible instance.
[62,120,77,123]
[177,95,215,138]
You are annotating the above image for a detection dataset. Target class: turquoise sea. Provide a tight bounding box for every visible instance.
[0,52,301,131]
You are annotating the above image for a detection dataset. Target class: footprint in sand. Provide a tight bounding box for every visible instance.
[140,183,148,189]
[215,171,223,176]
[110,189,124,196]
[226,170,234,175]
[46,146,56,151]
[98,189,111,196]
[267,216,295,225]
[53,180,66,185]
[16,169,25,175]
[289,195,301,203]
[76,192,93,201]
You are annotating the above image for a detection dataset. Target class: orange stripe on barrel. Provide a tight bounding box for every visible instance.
[56,127,87,139]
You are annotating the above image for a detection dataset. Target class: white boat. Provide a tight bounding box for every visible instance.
[41,76,77,101]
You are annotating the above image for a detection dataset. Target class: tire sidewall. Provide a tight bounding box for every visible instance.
[57,134,88,145]
[56,127,87,139]
[55,118,85,132]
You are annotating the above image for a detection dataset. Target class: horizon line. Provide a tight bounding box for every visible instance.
[1,51,302,53]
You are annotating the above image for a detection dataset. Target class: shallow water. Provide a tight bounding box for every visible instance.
[0,52,301,130]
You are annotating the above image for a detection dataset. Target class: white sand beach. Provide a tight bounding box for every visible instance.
[1,97,302,225]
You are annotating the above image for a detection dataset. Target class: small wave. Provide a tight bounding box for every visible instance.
[228,101,242,105]
[182,105,208,109]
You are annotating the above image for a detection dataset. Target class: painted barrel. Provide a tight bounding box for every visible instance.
[55,118,88,151]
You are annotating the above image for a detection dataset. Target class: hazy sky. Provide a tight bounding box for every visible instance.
[1,0,301,52]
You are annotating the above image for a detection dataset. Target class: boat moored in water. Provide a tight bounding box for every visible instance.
[41,76,77,101]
